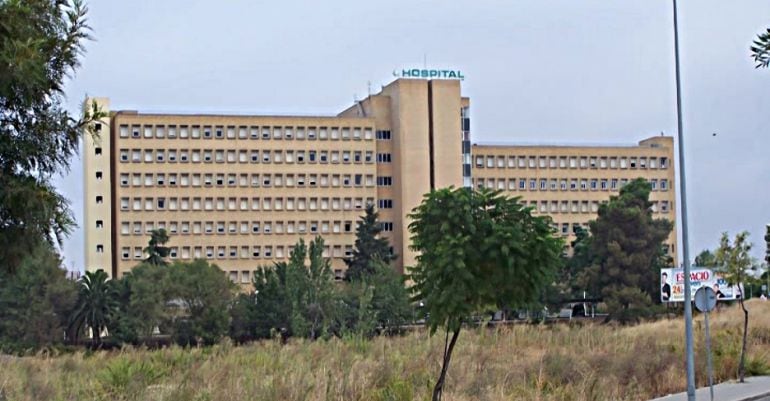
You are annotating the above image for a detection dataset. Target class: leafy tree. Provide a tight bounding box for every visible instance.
[751,27,770,68]
[0,243,78,352]
[250,261,292,339]
[579,178,672,323]
[340,260,413,336]
[344,204,396,280]
[548,226,592,307]
[695,249,717,267]
[229,293,259,343]
[287,237,338,339]
[111,263,170,343]
[408,187,562,401]
[144,229,170,266]
[367,261,413,333]
[70,269,118,346]
[0,0,103,273]
[167,260,235,345]
[714,231,753,383]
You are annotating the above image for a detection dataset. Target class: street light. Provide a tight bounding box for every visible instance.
[672,0,696,399]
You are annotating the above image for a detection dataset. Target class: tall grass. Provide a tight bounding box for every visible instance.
[1,301,768,401]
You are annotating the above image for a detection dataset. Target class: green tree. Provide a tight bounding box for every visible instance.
[0,243,78,352]
[70,269,118,346]
[144,229,170,266]
[549,226,593,306]
[344,204,396,281]
[0,0,103,273]
[250,261,292,339]
[288,237,338,339]
[408,187,562,401]
[579,178,672,323]
[229,293,258,343]
[111,263,170,343]
[241,238,344,341]
[695,249,717,267]
[714,231,753,383]
[340,260,413,336]
[167,260,235,346]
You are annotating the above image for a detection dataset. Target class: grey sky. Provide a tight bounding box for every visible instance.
[57,0,770,270]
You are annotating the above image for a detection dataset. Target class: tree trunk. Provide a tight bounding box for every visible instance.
[93,325,101,349]
[432,328,461,401]
[738,296,749,383]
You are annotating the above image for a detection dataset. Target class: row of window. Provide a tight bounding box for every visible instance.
[474,177,669,192]
[116,172,384,189]
[224,269,349,284]
[119,125,375,141]
[473,154,669,170]
[527,199,671,215]
[119,219,375,236]
[119,148,385,165]
[117,196,383,212]
[120,243,355,263]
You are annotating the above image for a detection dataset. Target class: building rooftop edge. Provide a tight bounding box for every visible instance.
[473,136,673,149]
[111,110,375,119]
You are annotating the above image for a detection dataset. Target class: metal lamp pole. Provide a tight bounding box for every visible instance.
[672,0,696,399]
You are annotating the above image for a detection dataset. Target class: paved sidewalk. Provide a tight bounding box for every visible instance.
[651,376,770,401]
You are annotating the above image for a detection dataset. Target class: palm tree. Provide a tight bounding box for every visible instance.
[70,269,117,346]
[144,228,170,266]
[751,27,770,68]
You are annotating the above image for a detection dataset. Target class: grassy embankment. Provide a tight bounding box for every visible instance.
[1,300,769,401]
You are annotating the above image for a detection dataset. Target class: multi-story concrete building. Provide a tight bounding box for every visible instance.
[83,78,470,280]
[83,76,676,281]
[470,137,677,262]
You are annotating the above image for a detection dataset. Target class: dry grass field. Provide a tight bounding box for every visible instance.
[1,300,769,401]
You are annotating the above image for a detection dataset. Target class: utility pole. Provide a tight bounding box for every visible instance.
[765,224,770,297]
[672,0,696,399]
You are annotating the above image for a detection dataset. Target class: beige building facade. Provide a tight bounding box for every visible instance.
[470,136,677,262]
[83,77,676,281]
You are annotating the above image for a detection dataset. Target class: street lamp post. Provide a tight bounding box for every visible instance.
[672,0,696,399]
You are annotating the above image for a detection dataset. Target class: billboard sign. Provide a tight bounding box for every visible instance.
[660,267,743,303]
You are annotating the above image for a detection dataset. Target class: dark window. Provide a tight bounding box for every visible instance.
[376,130,392,140]
[95,147,102,155]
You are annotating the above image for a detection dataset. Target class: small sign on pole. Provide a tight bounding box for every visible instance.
[695,286,717,401]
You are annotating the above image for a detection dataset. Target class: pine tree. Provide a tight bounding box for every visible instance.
[344,204,396,281]
[579,178,673,323]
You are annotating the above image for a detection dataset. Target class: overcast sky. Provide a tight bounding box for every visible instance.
[57,0,770,270]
